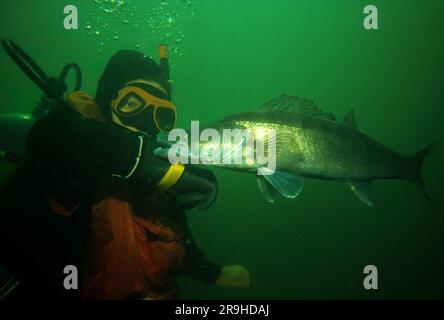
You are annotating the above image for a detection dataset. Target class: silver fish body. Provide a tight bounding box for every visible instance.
[211,111,410,182]
[158,95,432,205]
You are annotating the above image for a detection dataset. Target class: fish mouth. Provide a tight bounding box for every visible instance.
[156,131,176,148]
[154,131,177,160]
[155,130,196,162]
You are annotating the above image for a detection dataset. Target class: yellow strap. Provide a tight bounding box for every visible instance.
[159,44,168,59]
[157,163,185,190]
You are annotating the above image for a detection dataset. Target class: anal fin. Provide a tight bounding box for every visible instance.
[349,180,374,206]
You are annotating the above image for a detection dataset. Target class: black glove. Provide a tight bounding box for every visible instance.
[168,166,218,210]
[129,139,218,210]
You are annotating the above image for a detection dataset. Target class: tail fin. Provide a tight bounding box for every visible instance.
[406,143,433,201]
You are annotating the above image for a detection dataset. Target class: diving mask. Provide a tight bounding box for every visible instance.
[111,81,177,136]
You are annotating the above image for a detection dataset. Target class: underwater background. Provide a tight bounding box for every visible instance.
[0,0,443,299]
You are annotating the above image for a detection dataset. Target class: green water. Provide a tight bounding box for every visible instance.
[1,0,443,299]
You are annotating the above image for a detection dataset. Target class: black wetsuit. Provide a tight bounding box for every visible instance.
[0,107,221,299]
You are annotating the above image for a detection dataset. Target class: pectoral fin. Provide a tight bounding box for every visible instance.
[349,180,374,206]
[259,168,305,199]
[257,176,278,203]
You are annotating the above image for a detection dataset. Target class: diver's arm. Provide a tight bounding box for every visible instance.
[27,109,159,181]
[173,206,222,285]
[26,108,218,208]
[182,242,222,286]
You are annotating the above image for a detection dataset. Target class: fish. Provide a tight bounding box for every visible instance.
[156,94,433,206]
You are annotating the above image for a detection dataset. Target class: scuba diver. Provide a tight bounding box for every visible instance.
[0,40,250,299]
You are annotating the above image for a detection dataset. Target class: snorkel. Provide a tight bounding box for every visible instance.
[159,44,170,85]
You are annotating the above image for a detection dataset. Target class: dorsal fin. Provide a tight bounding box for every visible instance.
[259,94,336,121]
[341,109,358,128]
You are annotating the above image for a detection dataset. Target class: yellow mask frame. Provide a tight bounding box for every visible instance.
[111,83,177,133]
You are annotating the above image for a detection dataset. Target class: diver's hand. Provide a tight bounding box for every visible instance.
[168,166,218,210]
[215,265,251,289]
